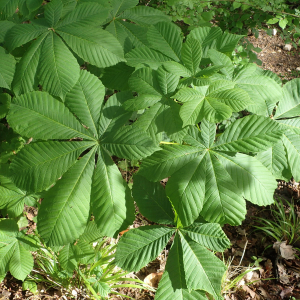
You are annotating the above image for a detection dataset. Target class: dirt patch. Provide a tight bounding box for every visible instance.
[248,30,300,81]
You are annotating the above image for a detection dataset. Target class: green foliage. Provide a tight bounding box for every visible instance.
[0,0,300,298]
[254,196,300,245]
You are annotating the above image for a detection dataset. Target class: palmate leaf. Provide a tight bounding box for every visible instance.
[180,233,226,298]
[65,69,105,136]
[125,46,172,69]
[132,175,174,225]
[182,223,230,252]
[90,148,135,237]
[38,31,80,99]
[0,219,37,280]
[120,5,170,26]
[0,168,37,217]
[201,152,246,225]
[45,0,63,27]
[140,116,280,226]
[0,47,16,89]
[128,66,186,143]
[12,33,48,96]
[256,141,289,179]
[5,1,124,98]
[155,234,207,300]
[115,226,174,272]
[275,78,300,119]
[57,26,125,68]
[189,27,243,61]
[213,115,284,153]
[56,2,109,27]
[7,91,95,140]
[147,22,182,62]
[282,130,300,182]
[106,17,149,54]
[38,149,96,246]
[0,0,18,20]
[174,81,249,125]
[10,141,95,193]
[234,73,282,116]
[5,24,48,52]
[104,0,170,54]
[215,152,277,206]
[7,72,158,245]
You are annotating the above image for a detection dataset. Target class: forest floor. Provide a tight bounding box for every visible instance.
[1,30,300,300]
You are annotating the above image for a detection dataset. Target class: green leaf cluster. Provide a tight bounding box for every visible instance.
[1,0,300,298]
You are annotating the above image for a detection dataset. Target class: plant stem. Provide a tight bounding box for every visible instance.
[77,269,100,300]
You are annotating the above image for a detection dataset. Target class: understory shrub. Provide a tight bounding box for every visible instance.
[1,0,300,298]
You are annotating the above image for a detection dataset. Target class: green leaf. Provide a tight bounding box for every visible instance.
[123,94,161,111]
[215,152,277,206]
[115,226,174,272]
[101,62,134,91]
[0,0,18,20]
[279,18,288,29]
[58,243,77,272]
[234,75,282,116]
[132,175,174,224]
[155,234,207,300]
[147,22,182,62]
[175,84,234,125]
[0,20,15,43]
[37,148,96,246]
[208,49,234,80]
[256,141,288,178]
[90,148,135,237]
[189,27,222,59]
[110,0,138,17]
[181,37,202,75]
[97,91,132,136]
[182,223,230,252]
[65,70,105,137]
[275,78,300,119]
[12,33,48,96]
[213,115,284,153]
[200,119,216,148]
[166,152,207,227]
[8,92,95,140]
[138,145,202,181]
[277,118,300,135]
[163,61,192,77]
[5,24,48,52]
[56,2,109,27]
[45,0,63,27]
[10,141,95,193]
[57,26,125,68]
[125,46,172,69]
[102,126,160,160]
[201,152,246,225]
[106,20,149,54]
[180,233,226,298]
[38,31,80,99]
[120,5,171,25]
[0,47,16,89]
[0,219,34,280]
[129,67,161,96]
[9,243,33,281]
[282,131,300,181]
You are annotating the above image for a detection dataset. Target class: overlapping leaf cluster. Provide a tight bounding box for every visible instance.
[1,0,300,298]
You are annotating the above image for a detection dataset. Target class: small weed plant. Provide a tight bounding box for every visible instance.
[1,0,300,299]
[255,197,300,246]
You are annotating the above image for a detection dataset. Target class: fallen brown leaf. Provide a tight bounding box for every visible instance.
[144,272,163,288]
